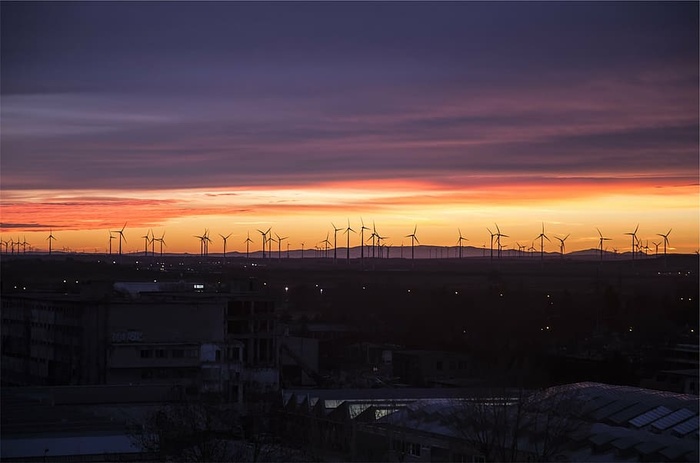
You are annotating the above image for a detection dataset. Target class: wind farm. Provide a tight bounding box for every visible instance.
[4,220,693,264]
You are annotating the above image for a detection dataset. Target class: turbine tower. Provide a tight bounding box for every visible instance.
[141,230,151,256]
[300,242,305,259]
[596,228,611,261]
[405,225,419,260]
[494,224,508,259]
[554,234,570,258]
[155,231,166,257]
[46,230,56,255]
[535,223,550,261]
[344,219,355,263]
[114,223,127,256]
[257,228,271,259]
[331,222,342,262]
[624,224,639,261]
[656,229,671,256]
[457,228,468,259]
[487,227,495,261]
[360,218,370,264]
[275,233,288,261]
[219,232,232,259]
[244,232,253,259]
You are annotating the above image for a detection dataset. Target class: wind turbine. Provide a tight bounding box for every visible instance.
[141,230,151,256]
[652,241,660,256]
[47,230,57,255]
[322,232,331,258]
[244,232,253,259]
[405,225,419,260]
[113,223,127,256]
[656,229,671,256]
[204,229,212,256]
[331,222,342,262]
[487,228,495,261]
[194,233,205,256]
[457,228,468,259]
[535,223,550,261]
[494,224,508,259]
[344,219,355,263]
[257,228,271,259]
[596,228,611,261]
[554,234,570,258]
[360,218,370,264]
[268,233,277,259]
[21,236,29,254]
[275,233,287,261]
[155,231,166,257]
[300,242,305,259]
[219,232,232,259]
[369,222,378,258]
[624,224,639,261]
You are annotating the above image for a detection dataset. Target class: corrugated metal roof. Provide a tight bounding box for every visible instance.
[651,408,696,431]
[628,405,672,428]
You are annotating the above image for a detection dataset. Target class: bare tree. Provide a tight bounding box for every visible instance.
[430,386,585,462]
[129,400,245,462]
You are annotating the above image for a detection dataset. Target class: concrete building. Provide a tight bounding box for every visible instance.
[1,279,279,401]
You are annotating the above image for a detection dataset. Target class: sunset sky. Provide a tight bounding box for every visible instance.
[1,2,698,255]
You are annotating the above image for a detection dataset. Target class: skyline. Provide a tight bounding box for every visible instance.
[1,2,698,254]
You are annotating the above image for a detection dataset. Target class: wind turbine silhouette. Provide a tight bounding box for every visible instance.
[300,242,305,259]
[155,231,166,257]
[494,224,508,259]
[405,225,419,260]
[457,229,468,259]
[360,218,370,264]
[535,223,550,261]
[275,233,287,261]
[596,228,611,261]
[194,232,205,256]
[487,228,495,261]
[219,232,232,259]
[322,232,331,258]
[624,224,639,261]
[369,222,378,258]
[267,233,276,259]
[344,219,355,263]
[47,230,57,255]
[257,228,270,259]
[113,223,127,256]
[331,222,342,262]
[656,229,671,256]
[244,232,253,259]
[141,230,151,256]
[204,229,212,256]
[554,234,569,258]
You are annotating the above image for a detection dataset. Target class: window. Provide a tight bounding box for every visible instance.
[436,360,443,371]
[472,455,486,463]
[155,349,166,358]
[140,349,152,358]
[172,349,184,358]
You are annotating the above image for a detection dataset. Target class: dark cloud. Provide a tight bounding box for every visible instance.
[1,2,697,191]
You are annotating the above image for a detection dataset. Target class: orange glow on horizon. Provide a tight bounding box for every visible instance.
[1,177,698,254]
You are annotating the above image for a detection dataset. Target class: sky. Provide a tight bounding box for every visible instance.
[1,1,698,255]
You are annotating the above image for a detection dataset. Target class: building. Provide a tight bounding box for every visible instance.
[1,279,279,401]
[280,382,700,462]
